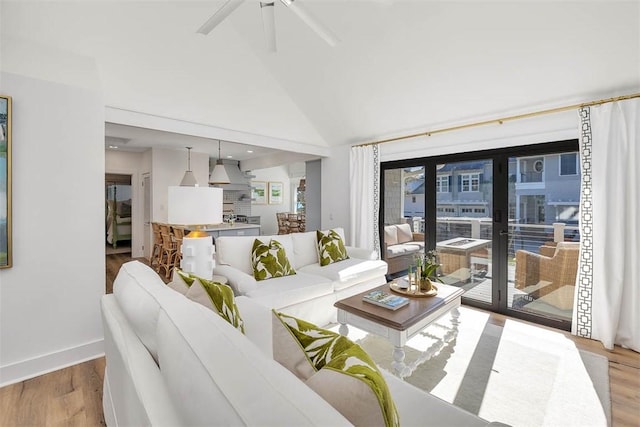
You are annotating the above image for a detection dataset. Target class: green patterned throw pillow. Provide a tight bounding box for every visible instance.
[174,269,245,333]
[251,239,296,281]
[272,311,399,427]
[317,229,349,266]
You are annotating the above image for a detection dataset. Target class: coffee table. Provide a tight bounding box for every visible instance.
[334,282,464,377]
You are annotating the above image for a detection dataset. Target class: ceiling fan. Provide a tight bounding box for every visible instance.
[196,0,339,52]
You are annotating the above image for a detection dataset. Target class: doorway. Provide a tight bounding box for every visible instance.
[105,173,132,255]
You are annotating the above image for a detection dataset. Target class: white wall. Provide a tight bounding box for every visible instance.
[321,145,351,237]
[0,69,105,385]
[250,166,291,235]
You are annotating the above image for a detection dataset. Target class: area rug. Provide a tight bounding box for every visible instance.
[331,307,611,427]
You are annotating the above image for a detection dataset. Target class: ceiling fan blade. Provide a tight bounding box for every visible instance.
[280,0,339,47]
[197,0,245,35]
[260,2,277,52]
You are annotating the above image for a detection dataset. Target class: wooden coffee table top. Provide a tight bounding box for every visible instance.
[334,282,464,331]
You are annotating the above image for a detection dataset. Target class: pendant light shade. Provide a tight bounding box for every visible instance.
[180,147,199,187]
[209,140,230,184]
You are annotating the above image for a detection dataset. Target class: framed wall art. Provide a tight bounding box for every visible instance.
[252,181,267,204]
[269,182,283,205]
[0,95,12,268]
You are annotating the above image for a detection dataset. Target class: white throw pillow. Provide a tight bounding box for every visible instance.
[384,225,398,246]
[396,223,413,244]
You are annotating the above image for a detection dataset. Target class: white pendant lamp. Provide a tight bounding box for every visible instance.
[209,140,230,184]
[180,147,198,187]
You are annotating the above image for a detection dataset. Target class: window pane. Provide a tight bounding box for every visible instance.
[560,153,577,175]
[509,151,580,322]
[383,166,426,276]
[436,160,493,306]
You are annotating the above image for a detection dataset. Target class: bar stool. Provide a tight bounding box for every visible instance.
[150,222,163,271]
[158,224,178,279]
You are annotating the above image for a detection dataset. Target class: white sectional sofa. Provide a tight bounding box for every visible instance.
[102,261,499,426]
[214,227,389,326]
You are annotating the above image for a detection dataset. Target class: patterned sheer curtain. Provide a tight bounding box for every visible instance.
[574,98,639,352]
[349,145,381,258]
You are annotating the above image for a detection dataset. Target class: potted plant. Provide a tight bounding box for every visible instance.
[414,250,443,292]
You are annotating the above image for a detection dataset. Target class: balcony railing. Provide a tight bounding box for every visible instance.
[412,217,579,258]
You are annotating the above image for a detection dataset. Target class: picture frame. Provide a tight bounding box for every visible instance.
[269,181,283,205]
[0,95,12,269]
[251,181,267,204]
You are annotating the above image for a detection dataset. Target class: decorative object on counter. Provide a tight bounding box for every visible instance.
[179,146,198,187]
[209,140,230,184]
[252,181,267,204]
[268,181,283,204]
[168,186,223,279]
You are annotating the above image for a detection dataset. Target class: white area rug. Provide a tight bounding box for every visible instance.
[331,307,611,427]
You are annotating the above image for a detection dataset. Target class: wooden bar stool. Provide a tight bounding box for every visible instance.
[158,224,178,279]
[150,222,163,271]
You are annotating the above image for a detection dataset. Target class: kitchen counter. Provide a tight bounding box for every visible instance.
[196,223,260,232]
[182,223,261,239]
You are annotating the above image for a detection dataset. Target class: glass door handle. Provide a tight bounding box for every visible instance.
[499,230,509,236]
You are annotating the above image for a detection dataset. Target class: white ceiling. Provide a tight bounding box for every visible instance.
[2,1,639,162]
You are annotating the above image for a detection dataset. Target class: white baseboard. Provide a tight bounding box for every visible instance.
[0,339,105,388]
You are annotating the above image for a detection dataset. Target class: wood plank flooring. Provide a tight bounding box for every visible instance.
[0,253,637,426]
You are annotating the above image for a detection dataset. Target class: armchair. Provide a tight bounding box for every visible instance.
[514,242,580,310]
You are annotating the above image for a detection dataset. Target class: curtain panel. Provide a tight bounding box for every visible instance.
[349,145,381,259]
[574,99,639,352]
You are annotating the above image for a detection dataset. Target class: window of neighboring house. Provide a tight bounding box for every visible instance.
[461,208,473,213]
[474,208,485,213]
[412,196,416,203]
[437,175,450,193]
[460,173,480,192]
[560,153,578,176]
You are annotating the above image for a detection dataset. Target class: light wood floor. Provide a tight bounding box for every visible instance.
[0,254,637,426]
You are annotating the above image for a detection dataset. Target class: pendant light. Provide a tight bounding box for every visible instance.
[209,140,230,184]
[180,147,198,187]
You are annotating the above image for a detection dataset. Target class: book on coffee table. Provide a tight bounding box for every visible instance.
[363,290,409,310]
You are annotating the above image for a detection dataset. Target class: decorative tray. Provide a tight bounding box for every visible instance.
[389,280,438,297]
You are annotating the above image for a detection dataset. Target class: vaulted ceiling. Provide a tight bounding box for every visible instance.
[2,1,638,159]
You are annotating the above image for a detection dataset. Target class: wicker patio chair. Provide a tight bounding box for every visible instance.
[514,241,580,310]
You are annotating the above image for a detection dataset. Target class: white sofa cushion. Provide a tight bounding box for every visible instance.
[235,296,273,358]
[216,234,295,276]
[112,260,175,362]
[156,295,351,426]
[396,223,413,244]
[386,243,423,259]
[290,230,320,269]
[246,272,333,309]
[383,371,487,427]
[384,225,398,246]
[299,258,389,291]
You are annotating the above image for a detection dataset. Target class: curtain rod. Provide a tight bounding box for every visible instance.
[355,92,640,148]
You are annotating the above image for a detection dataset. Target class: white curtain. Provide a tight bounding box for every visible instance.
[349,145,381,258]
[574,98,639,352]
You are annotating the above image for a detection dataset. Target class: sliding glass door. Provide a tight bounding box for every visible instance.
[506,151,581,324]
[435,159,493,306]
[380,140,580,330]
